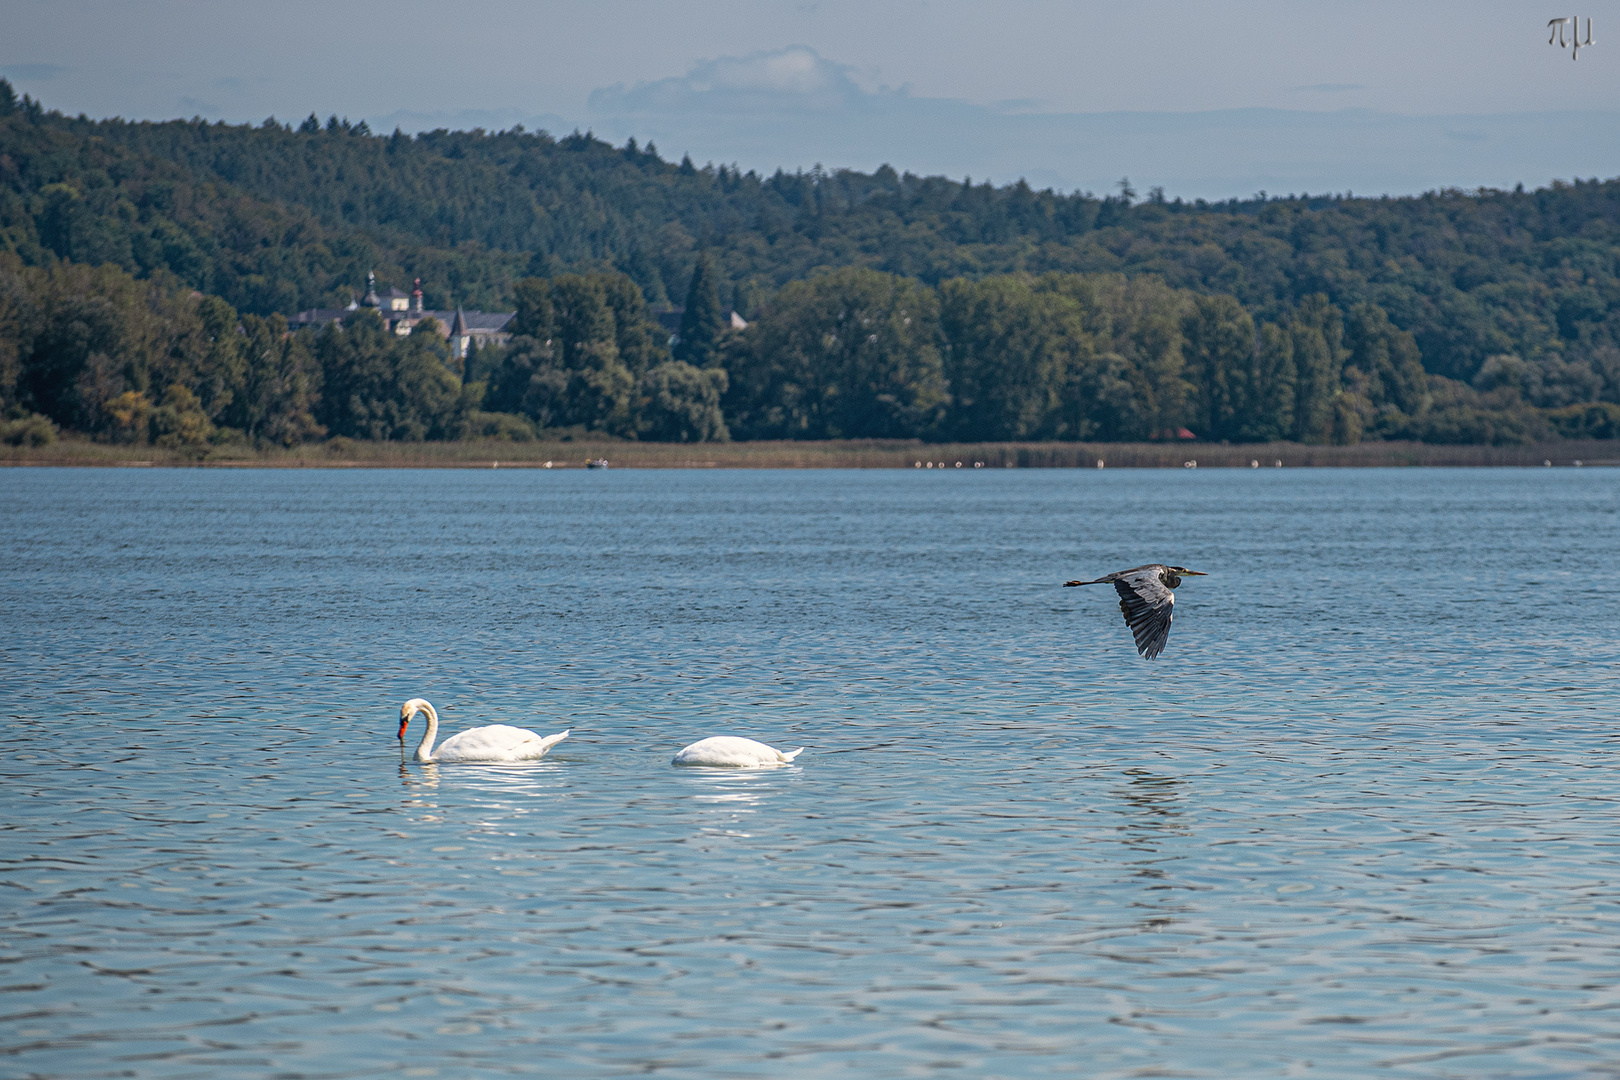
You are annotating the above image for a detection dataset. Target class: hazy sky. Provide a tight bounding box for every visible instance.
[4,0,1617,198]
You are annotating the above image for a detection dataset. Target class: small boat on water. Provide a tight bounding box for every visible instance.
[586,458,610,469]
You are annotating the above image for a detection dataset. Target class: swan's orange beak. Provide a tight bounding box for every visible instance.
[397,717,409,742]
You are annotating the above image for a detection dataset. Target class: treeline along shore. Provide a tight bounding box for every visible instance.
[5,437,1615,469]
[4,79,1620,455]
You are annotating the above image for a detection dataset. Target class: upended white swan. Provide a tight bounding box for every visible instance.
[398,698,569,763]
[672,736,803,768]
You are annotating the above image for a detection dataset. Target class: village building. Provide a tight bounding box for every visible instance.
[287,272,515,359]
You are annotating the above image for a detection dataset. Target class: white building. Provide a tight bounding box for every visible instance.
[288,272,515,359]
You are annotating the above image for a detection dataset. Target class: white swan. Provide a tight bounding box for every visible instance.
[398,698,569,763]
[672,736,803,768]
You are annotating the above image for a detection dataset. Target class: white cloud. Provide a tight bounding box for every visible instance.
[590,46,865,115]
[686,46,848,96]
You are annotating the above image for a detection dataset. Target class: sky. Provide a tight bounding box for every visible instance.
[3,0,1617,199]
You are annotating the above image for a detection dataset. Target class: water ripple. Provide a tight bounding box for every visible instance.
[1,466,1617,1077]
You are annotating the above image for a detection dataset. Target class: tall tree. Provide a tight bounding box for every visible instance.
[1039,274,1192,441]
[312,309,460,440]
[724,268,946,439]
[1182,294,1255,441]
[638,362,729,442]
[939,276,1089,441]
[510,277,555,340]
[600,272,666,375]
[174,294,249,426]
[1239,322,1296,442]
[235,314,322,445]
[675,252,723,369]
[1288,295,1345,444]
[511,273,636,434]
[1345,302,1429,424]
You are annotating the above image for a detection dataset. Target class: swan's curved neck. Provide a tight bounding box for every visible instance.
[412,703,439,762]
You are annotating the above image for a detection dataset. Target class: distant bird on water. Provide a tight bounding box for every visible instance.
[1065,564,1208,659]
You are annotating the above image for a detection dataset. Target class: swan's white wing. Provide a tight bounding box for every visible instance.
[673,736,797,768]
[435,724,568,762]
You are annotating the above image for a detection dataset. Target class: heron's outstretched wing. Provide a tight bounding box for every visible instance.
[1112,569,1175,659]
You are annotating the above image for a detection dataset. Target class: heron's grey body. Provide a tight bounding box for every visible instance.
[1064,564,1206,659]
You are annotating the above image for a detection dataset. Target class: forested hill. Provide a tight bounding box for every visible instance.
[4,84,1620,380]
[3,80,1620,450]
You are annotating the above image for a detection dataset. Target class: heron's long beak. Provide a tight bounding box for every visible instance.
[1181,570,1209,576]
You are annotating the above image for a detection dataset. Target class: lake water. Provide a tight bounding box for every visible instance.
[3,466,1619,1079]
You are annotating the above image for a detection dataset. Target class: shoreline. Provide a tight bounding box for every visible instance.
[4,438,1619,469]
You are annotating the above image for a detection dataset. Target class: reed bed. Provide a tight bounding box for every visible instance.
[6,437,1619,469]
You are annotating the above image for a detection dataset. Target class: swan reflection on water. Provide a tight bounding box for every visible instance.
[400,760,439,788]
[398,761,442,822]
[675,766,782,809]
[397,759,570,824]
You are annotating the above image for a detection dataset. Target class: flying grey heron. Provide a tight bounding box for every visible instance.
[1064,564,1208,659]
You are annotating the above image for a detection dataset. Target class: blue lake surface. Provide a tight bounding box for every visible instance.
[2,465,1619,1079]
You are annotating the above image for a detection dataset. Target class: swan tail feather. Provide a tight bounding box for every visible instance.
[779,747,805,762]
[534,729,570,756]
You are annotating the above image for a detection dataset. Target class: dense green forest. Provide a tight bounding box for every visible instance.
[3,78,1619,448]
